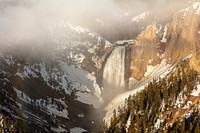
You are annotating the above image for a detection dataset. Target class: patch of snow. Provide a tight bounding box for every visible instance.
[191,85,200,96]
[193,2,200,14]
[0,115,4,128]
[154,119,163,130]
[13,87,32,104]
[145,65,158,77]
[70,127,87,133]
[74,53,85,64]
[104,40,113,48]
[37,98,69,119]
[4,55,15,66]
[148,59,153,64]
[183,54,192,60]
[15,72,25,80]
[157,52,164,59]
[15,65,38,80]
[175,91,187,108]
[115,40,133,45]
[77,113,84,118]
[125,115,131,132]
[40,63,48,81]
[0,104,11,113]
[51,126,67,133]
[59,61,103,108]
[160,100,165,112]
[64,22,89,34]
[145,59,172,78]
[132,11,149,22]
[185,110,193,119]
[88,48,95,54]
[161,25,168,43]
[179,7,190,17]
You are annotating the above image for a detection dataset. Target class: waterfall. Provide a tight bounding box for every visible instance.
[103,46,125,91]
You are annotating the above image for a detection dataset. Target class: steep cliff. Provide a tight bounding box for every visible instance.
[130,25,162,80]
[165,3,200,64]
[129,2,200,81]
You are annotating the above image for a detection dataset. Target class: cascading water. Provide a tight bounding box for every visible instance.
[102,46,125,101]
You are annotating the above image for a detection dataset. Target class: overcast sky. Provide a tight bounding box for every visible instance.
[0,0,190,47]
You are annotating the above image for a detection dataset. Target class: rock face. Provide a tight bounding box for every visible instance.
[0,1,200,132]
[164,4,200,64]
[189,3,200,73]
[0,23,111,132]
[129,3,200,81]
[130,25,162,80]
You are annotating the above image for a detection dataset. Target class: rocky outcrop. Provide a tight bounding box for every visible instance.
[189,3,200,72]
[81,43,114,86]
[130,25,162,80]
[129,3,200,81]
[164,5,200,64]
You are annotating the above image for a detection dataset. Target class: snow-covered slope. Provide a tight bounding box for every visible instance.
[0,21,111,132]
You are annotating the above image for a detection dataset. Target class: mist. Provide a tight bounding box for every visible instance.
[0,0,190,49]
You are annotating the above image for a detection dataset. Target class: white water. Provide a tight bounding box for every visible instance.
[103,46,125,90]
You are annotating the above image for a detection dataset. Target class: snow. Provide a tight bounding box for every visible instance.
[183,54,192,60]
[104,59,174,125]
[132,11,149,22]
[70,127,87,133]
[87,72,102,100]
[185,110,193,119]
[0,104,11,114]
[0,115,3,128]
[15,72,25,80]
[116,40,127,45]
[13,59,103,108]
[63,22,89,34]
[4,55,15,66]
[14,87,69,119]
[191,85,200,96]
[175,91,187,108]
[145,65,158,77]
[40,63,47,81]
[59,61,103,108]
[125,115,131,132]
[104,40,113,48]
[74,53,85,64]
[148,59,153,64]
[51,126,67,133]
[37,98,69,119]
[115,40,134,45]
[161,25,168,43]
[13,87,32,104]
[154,119,163,130]
[145,59,172,78]
[15,65,39,80]
[179,7,189,17]
[193,2,200,14]
[77,113,84,118]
